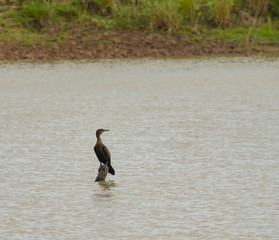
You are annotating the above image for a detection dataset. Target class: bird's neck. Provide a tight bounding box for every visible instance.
[96,136,102,144]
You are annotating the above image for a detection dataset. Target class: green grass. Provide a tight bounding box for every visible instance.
[205,23,279,46]
[0,27,44,46]
[57,5,77,18]
[21,1,50,19]
[208,27,249,41]
[257,22,279,44]
[2,0,279,30]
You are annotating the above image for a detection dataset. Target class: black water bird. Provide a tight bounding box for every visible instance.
[94,129,115,175]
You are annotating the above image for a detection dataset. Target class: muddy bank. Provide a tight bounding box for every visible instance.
[1,30,279,61]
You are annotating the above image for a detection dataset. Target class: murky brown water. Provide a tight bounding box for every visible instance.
[1,58,279,239]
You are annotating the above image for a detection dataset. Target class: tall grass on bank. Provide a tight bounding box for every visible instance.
[1,0,279,30]
[151,0,181,32]
[214,0,233,27]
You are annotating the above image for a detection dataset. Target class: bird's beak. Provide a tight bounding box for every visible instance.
[104,129,109,131]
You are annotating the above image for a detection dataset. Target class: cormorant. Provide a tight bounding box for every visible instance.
[94,129,115,175]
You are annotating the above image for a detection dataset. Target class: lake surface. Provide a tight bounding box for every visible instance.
[1,58,279,239]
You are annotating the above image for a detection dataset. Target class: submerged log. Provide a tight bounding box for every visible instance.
[95,165,108,182]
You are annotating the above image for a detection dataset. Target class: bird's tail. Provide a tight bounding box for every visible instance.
[107,163,115,175]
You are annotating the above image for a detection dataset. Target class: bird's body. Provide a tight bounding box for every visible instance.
[94,129,115,175]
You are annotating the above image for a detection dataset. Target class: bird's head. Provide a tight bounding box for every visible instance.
[96,129,109,137]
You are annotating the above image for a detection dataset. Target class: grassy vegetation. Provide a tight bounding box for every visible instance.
[0,0,278,48]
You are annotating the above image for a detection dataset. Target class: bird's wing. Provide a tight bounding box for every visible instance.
[102,145,111,163]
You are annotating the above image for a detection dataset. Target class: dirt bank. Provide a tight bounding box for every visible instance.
[1,30,279,61]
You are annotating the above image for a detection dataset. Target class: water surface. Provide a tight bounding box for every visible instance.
[1,58,279,239]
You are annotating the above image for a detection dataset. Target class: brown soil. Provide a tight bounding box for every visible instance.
[1,29,279,61]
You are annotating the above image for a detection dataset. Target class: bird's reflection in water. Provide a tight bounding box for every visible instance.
[98,180,116,190]
[93,180,117,200]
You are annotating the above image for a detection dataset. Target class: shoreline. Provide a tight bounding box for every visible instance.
[1,30,279,61]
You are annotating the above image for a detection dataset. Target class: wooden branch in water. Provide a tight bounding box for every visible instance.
[95,165,108,182]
